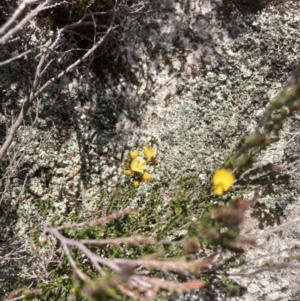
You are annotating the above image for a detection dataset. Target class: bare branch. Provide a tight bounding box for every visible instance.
[0,0,39,37]
[55,208,137,231]
[80,236,156,247]
[0,49,32,66]
[0,0,51,45]
[0,4,117,159]
[256,217,300,239]
[226,262,300,278]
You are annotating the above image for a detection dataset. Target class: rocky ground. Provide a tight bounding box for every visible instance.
[1,0,300,300]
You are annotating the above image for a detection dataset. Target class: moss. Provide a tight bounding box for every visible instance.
[222,277,239,296]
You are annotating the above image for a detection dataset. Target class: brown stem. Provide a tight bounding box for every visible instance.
[0,9,116,159]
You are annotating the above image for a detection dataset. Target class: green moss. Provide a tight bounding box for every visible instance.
[222,277,239,297]
[34,199,55,217]
[220,254,243,270]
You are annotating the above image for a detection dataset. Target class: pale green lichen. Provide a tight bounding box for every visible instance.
[1,1,300,300]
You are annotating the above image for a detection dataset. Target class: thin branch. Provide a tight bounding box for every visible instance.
[63,22,108,31]
[34,24,117,98]
[256,217,300,239]
[55,208,137,231]
[0,0,39,37]
[0,0,51,45]
[80,236,156,246]
[0,6,117,159]
[62,243,90,282]
[225,262,300,278]
[43,223,121,273]
[0,49,32,66]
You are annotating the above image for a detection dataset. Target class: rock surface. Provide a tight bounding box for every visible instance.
[1,0,300,300]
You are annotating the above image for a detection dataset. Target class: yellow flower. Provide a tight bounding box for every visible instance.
[131,159,147,173]
[123,170,132,176]
[212,169,235,196]
[142,172,151,181]
[133,180,140,187]
[143,146,155,160]
[130,150,139,159]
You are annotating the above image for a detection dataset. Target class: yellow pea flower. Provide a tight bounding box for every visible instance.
[142,172,151,181]
[123,170,132,176]
[130,150,139,159]
[131,159,147,173]
[143,146,155,160]
[133,180,140,187]
[212,169,234,196]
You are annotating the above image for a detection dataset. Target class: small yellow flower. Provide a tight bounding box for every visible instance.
[131,159,147,173]
[123,170,132,176]
[143,146,155,160]
[133,180,140,187]
[212,169,235,196]
[142,172,151,181]
[130,150,139,159]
